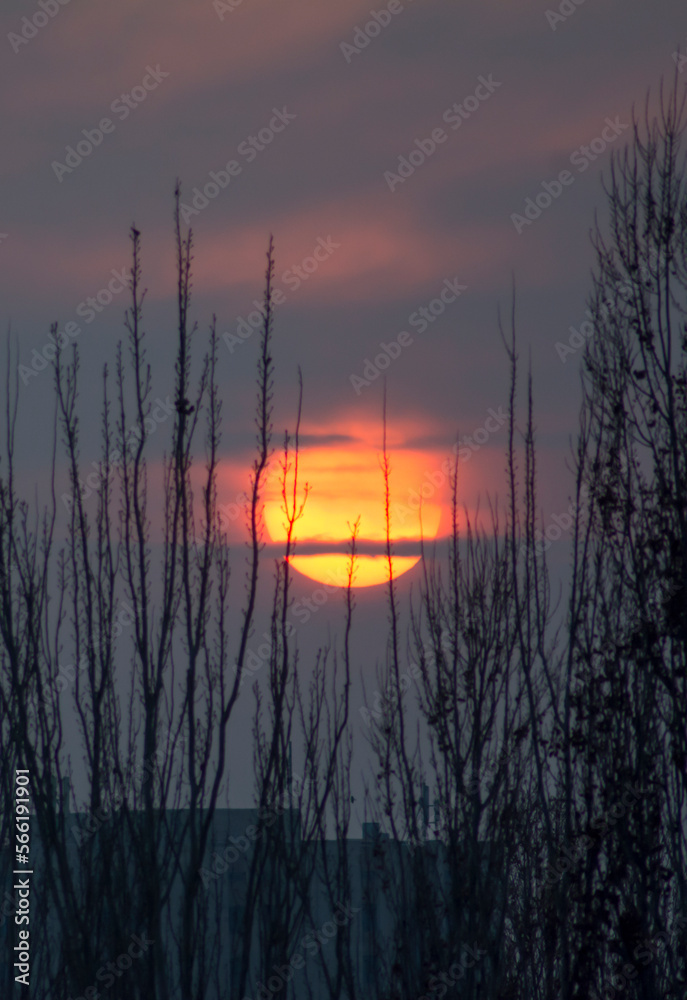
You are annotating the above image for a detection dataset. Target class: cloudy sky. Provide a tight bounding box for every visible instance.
[1,0,685,737]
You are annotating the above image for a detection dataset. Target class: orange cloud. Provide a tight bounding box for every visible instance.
[1,0,382,117]
[164,195,502,303]
[4,194,496,308]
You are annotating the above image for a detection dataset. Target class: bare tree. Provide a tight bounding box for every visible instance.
[0,193,323,999]
[565,77,687,1000]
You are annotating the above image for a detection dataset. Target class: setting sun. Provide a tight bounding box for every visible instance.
[262,440,444,588]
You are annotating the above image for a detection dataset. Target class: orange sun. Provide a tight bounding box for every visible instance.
[263,440,444,588]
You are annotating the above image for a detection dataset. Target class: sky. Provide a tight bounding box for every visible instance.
[1,0,686,797]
